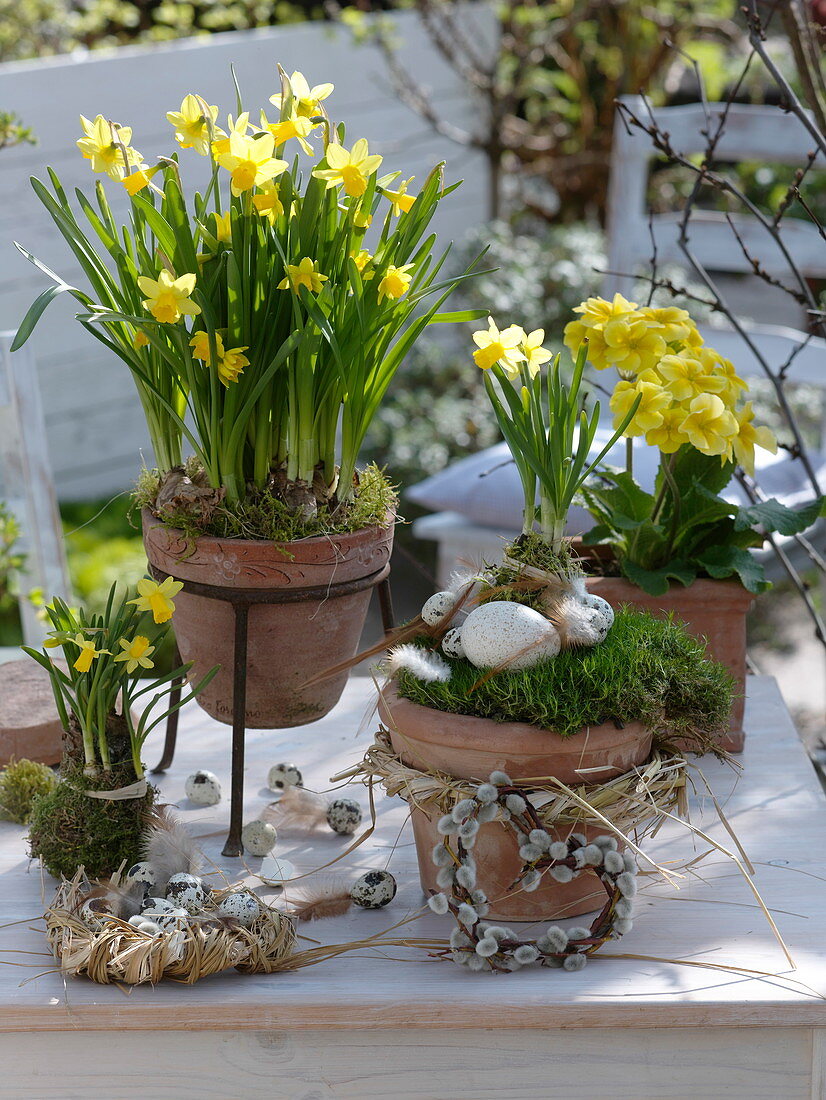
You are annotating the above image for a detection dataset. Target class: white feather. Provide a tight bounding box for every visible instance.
[387,645,452,683]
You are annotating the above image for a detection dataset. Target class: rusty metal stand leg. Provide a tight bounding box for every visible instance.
[222,604,248,858]
[377,576,395,635]
[152,645,183,774]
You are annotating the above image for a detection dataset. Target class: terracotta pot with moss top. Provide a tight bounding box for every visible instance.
[378,681,651,922]
[143,510,393,728]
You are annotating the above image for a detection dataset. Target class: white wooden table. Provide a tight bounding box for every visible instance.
[0,675,824,1099]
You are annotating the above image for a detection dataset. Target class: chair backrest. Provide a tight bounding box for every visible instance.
[0,332,70,645]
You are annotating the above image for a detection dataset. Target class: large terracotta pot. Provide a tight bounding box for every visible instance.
[143,510,393,728]
[583,566,753,753]
[378,682,652,922]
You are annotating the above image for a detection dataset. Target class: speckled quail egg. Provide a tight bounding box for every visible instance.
[350,870,397,909]
[150,907,189,931]
[241,819,278,856]
[184,769,222,806]
[124,861,156,891]
[441,627,466,660]
[461,601,561,670]
[165,873,208,914]
[421,590,457,626]
[580,592,615,631]
[79,897,115,929]
[140,895,179,916]
[326,798,363,836]
[267,762,303,792]
[216,890,262,928]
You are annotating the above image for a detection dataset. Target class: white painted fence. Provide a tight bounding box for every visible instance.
[0,10,491,499]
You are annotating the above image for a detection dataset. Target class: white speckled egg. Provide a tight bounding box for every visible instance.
[79,897,115,929]
[267,763,303,792]
[150,907,189,931]
[580,592,615,631]
[216,890,261,928]
[441,627,466,659]
[461,602,561,670]
[165,873,208,914]
[421,591,457,626]
[562,598,612,646]
[124,861,156,891]
[140,896,179,916]
[350,870,397,909]
[184,770,222,806]
[241,820,278,856]
[326,798,363,835]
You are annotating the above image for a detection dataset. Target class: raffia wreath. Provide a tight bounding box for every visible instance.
[427,770,638,973]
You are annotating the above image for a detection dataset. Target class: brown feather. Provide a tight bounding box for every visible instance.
[261,786,329,830]
[288,878,352,921]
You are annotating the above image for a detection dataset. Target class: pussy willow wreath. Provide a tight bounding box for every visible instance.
[427,770,638,972]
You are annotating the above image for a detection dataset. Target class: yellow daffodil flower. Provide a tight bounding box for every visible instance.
[312,138,383,198]
[563,318,609,370]
[679,393,739,457]
[377,263,414,302]
[277,257,328,294]
[43,631,70,649]
[114,635,155,674]
[657,351,727,403]
[122,163,160,196]
[271,71,334,118]
[71,633,110,674]
[77,114,142,180]
[638,305,694,344]
[573,293,638,330]
[602,317,666,377]
[645,405,689,454]
[353,208,372,229]
[133,330,150,350]
[252,181,285,224]
[261,110,315,156]
[472,317,527,375]
[350,249,374,281]
[189,330,224,364]
[522,329,552,378]
[383,177,416,216]
[610,370,671,436]
[137,271,201,324]
[732,401,777,476]
[166,94,220,156]
[217,131,288,196]
[213,210,232,243]
[218,347,249,386]
[211,113,250,158]
[128,577,184,624]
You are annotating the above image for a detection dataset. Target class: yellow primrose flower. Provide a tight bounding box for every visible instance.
[114,635,155,674]
[211,113,250,158]
[383,177,416,216]
[573,293,638,330]
[218,347,249,386]
[377,263,414,302]
[610,370,671,436]
[261,110,315,155]
[133,330,150,350]
[77,114,142,180]
[602,317,666,377]
[189,330,224,364]
[166,95,220,156]
[71,633,110,674]
[657,351,727,403]
[252,181,285,225]
[638,305,694,344]
[213,210,232,243]
[679,393,739,457]
[563,318,609,370]
[277,257,328,294]
[732,401,777,476]
[522,329,552,378]
[271,71,334,118]
[472,317,527,375]
[694,347,749,407]
[312,138,383,198]
[645,405,689,454]
[217,131,288,197]
[137,271,201,324]
[129,577,184,624]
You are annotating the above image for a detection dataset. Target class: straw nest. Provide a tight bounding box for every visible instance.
[356,728,688,838]
[45,871,296,986]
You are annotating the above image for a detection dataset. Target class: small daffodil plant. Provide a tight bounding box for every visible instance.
[564,296,824,595]
[14,67,483,524]
[23,582,216,781]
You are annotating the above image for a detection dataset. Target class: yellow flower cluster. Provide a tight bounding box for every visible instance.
[563,295,776,473]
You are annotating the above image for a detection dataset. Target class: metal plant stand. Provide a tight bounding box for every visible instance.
[148,562,394,857]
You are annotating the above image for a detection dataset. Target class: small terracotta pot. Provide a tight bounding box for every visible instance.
[579,550,753,752]
[142,510,393,729]
[378,682,652,922]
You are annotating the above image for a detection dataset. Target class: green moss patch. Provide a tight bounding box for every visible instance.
[0,758,57,824]
[395,607,734,746]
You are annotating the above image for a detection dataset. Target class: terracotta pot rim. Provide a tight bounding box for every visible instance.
[574,542,754,602]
